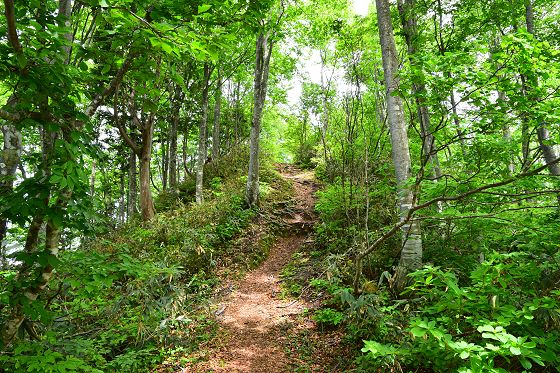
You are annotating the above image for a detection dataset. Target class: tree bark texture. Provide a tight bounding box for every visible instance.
[127,149,138,220]
[169,87,180,190]
[0,113,22,249]
[397,0,441,179]
[376,0,422,285]
[524,1,560,178]
[196,63,211,204]
[212,74,223,160]
[246,31,273,208]
[138,118,156,220]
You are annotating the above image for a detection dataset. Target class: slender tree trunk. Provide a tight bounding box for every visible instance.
[376,0,422,288]
[246,31,273,208]
[118,172,125,224]
[520,75,532,171]
[182,133,189,182]
[139,122,155,220]
[127,149,137,220]
[319,50,331,167]
[524,0,560,178]
[2,0,134,345]
[499,91,515,175]
[234,80,241,145]
[117,90,156,221]
[0,112,22,250]
[89,160,96,197]
[169,87,180,190]
[196,63,211,204]
[212,71,222,160]
[161,134,168,190]
[397,0,441,179]
[3,111,57,346]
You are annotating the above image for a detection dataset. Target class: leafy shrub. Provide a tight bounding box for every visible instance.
[314,181,397,283]
[359,253,560,372]
[313,308,345,328]
[1,250,182,372]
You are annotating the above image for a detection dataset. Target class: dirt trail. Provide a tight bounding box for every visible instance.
[185,165,318,372]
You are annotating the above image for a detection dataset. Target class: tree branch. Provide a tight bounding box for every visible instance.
[113,84,140,156]
[85,56,133,117]
[3,0,23,55]
[356,156,560,262]
[116,123,140,156]
[0,108,21,122]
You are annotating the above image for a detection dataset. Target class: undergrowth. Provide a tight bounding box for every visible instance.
[281,167,560,372]
[0,147,293,372]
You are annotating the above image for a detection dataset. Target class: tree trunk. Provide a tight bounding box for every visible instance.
[118,172,125,224]
[489,38,516,175]
[397,0,441,179]
[2,0,134,345]
[89,160,96,197]
[127,149,138,220]
[498,91,515,175]
[524,0,560,178]
[0,114,22,250]
[212,71,222,160]
[117,90,156,221]
[161,134,168,191]
[246,31,273,208]
[169,87,180,190]
[319,50,331,167]
[139,122,155,220]
[196,63,211,204]
[234,80,241,145]
[182,133,189,182]
[376,0,422,288]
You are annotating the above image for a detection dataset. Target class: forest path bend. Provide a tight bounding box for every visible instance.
[184,164,319,373]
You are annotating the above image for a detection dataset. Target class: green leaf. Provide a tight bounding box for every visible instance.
[198,4,212,13]
[519,357,532,370]
[50,213,63,229]
[510,346,521,355]
[410,327,427,337]
[477,325,494,332]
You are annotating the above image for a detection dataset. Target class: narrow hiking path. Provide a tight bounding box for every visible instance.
[184,165,319,372]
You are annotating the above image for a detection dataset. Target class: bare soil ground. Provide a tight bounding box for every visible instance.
[182,165,319,373]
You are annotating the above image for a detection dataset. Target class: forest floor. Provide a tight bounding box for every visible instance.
[182,164,325,372]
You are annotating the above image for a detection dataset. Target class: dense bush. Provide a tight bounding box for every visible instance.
[359,252,560,372]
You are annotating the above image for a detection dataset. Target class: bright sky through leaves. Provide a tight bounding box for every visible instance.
[353,0,370,16]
